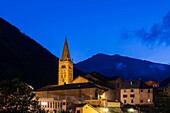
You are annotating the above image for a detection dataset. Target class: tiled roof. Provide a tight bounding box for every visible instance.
[140,81,152,89]
[122,80,141,89]
[122,80,151,89]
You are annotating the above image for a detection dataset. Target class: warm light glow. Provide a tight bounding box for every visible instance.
[148,99,151,102]
[101,93,105,99]
[128,108,135,112]
[41,102,47,106]
[103,108,108,112]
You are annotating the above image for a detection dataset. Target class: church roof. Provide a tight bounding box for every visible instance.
[80,72,115,89]
[61,38,71,61]
[36,82,109,91]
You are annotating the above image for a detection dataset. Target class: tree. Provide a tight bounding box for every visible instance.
[0,79,40,113]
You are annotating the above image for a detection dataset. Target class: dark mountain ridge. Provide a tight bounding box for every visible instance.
[0,18,82,89]
[0,18,60,89]
[1,17,169,87]
[75,53,170,82]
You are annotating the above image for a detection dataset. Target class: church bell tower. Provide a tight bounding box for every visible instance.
[58,38,73,85]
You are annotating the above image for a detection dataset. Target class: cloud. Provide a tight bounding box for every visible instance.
[122,11,170,47]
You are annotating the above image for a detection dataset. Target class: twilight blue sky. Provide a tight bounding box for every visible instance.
[1,0,170,64]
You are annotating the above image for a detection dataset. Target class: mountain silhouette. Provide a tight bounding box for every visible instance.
[0,18,82,89]
[75,53,170,82]
[1,17,169,87]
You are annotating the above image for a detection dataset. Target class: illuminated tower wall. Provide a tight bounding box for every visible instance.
[58,38,73,85]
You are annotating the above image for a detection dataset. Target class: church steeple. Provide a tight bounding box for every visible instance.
[58,37,73,85]
[61,38,71,61]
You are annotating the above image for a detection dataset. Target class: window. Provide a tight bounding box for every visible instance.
[131,99,134,103]
[130,94,135,98]
[117,83,119,88]
[77,110,81,113]
[131,89,134,92]
[63,102,66,105]
[55,102,57,108]
[58,102,60,108]
[123,95,127,98]
[50,102,52,108]
[140,89,143,92]
[47,101,49,108]
[148,89,150,93]
[124,100,126,104]
[140,100,143,103]
[62,65,66,68]
[61,103,62,108]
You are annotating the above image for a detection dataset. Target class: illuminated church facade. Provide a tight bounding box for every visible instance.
[35,38,122,113]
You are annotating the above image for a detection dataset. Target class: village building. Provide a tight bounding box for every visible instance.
[121,80,153,105]
[153,81,170,108]
[35,38,122,113]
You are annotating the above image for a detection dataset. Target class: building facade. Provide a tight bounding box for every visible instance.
[39,97,69,113]
[121,80,153,105]
[35,38,118,113]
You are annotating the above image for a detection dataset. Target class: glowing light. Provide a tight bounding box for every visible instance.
[41,102,47,106]
[148,99,151,102]
[101,94,105,98]
[103,108,108,112]
[128,108,135,112]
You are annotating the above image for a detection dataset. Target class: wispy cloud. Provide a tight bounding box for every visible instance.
[122,11,170,47]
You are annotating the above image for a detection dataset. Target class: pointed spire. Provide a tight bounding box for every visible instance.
[61,37,71,61]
